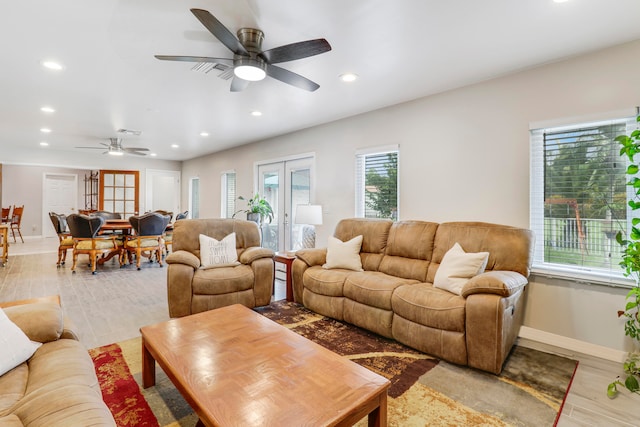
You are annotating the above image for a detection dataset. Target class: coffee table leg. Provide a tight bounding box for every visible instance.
[367,392,387,427]
[141,337,156,388]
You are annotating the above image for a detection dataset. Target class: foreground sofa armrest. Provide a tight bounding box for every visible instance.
[292,248,327,303]
[461,270,528,298]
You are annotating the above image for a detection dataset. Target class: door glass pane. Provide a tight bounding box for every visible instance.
[261,172,279,251]
[115,174,125,186]
[291,169,311,249]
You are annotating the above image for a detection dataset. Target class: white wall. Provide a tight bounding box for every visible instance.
[182,39,640,355]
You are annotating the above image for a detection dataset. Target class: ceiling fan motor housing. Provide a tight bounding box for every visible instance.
[234,28,267,80]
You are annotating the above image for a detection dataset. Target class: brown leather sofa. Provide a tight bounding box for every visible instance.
[0,300,115,426]
[166,218,275,318]
[292,218,534,374]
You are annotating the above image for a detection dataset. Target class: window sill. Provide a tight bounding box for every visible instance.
[530,265,636,289]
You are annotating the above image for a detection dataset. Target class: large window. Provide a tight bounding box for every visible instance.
[356,146,399,220]
[221,171,236,218]
[189,177,200,219]
[530,116,637,283]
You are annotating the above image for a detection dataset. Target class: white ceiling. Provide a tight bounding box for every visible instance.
[3,0,640,162]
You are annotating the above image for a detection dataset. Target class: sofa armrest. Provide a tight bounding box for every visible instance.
[3,303,64,343]
[166,250,200,269]
[295,248,327,267]
[240,247,274,264]
[461,271,528,298]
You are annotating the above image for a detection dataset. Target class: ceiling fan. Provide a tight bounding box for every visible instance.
[155,8,332,92]
[76,138,150,156]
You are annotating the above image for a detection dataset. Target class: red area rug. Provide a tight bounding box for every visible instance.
[89,343,159,427]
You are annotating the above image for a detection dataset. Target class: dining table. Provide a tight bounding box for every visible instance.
[97,219,133,265]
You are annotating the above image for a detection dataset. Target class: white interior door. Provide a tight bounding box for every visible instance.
[145,169,181,218]
[257,156,314,251]
[42,173,77,238]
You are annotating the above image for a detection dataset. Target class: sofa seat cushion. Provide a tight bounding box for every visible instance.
[192,264,254,295]
[303,266,354,297]
[0,363,28,417]
[24,340,100,396]
[344,272,418,310]
[392,283,466,332]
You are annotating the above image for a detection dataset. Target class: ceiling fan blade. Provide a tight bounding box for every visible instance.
[266,64,320,92]
[260,39,331,64]
[154,55,233,65]
[123,147,149,152]
[230,76,250,92]
[75,146,104,149]
[124,150,147,156]
[190,9,248,56]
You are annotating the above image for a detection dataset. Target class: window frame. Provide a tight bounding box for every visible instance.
[529,113,637,287]
[221,170,236,219]
[355,145,399,220]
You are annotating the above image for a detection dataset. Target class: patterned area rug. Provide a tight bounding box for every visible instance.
[90,301,578,426]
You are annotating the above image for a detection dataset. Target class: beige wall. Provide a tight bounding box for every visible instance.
[182,39,640,354]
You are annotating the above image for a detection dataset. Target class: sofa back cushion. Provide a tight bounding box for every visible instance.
[172,219,261,259]
[378,220,439,281]
[334,218,392,271]
[426,222,534,282]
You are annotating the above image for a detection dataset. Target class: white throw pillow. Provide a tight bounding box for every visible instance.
[199,233,240,269]
[433,242,490,295]
[0,308,42,376]
[322,235,364,271]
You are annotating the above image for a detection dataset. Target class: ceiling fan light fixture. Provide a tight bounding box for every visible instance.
[234,57,267,82]
[108,150,124,156]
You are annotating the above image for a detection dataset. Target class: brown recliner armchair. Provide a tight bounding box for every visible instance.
[165,218,274,318]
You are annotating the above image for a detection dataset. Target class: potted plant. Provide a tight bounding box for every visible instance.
[608,114,640,398]
[232,193,274,224]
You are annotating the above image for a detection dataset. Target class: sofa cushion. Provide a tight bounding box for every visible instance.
[433,242,489,295]
[323,235,363,271]
[334,218,392,271]
[0,309,41,377]
[303,266,353,297]
[344,271,418,310]
[392,283,466,332]
[378,220,438,281]
[0,363,28,417]
[192,264,254,295]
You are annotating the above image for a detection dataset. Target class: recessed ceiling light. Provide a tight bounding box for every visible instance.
[150,153,157,157]
[553,0,570,2]
[40,128,51,133]
[171,144,179,148]
[41,60,64,71]
[39,141,49,147]
[339,73,358,83]
[200,132,209,137]
[40,106,55,113]
[251,111,262,117]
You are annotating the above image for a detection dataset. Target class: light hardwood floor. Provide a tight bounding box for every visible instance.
[1,237,637,426]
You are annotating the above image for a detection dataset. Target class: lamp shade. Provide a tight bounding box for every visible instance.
[295,205,323,225]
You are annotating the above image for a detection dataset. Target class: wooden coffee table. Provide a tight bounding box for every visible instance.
[140,304,390,426]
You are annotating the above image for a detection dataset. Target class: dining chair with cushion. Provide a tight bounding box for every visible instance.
[66,214,123,274]
[123,212,171,270]
[164,210,188,254]
[10,205,24,243]
[49,212,74,268]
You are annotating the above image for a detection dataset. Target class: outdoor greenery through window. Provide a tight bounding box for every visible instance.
[356,146,398,220]
[530,116,637,280]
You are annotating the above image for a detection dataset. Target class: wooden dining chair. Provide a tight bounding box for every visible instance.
[67,214,123,274]
[49,212,73,267]
[10,205,24,243]
[123,212,170,270]
[1,207,11,223]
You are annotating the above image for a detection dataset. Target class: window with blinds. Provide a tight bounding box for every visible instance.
[221,172,236,218]
[530,116,637,282]
[355,146,399,220]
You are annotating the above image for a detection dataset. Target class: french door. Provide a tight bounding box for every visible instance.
[257,156,314,252]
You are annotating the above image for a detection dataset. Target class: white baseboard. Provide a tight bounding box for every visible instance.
[518,326,627,363]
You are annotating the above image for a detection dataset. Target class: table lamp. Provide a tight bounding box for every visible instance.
[295,205,323,248]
